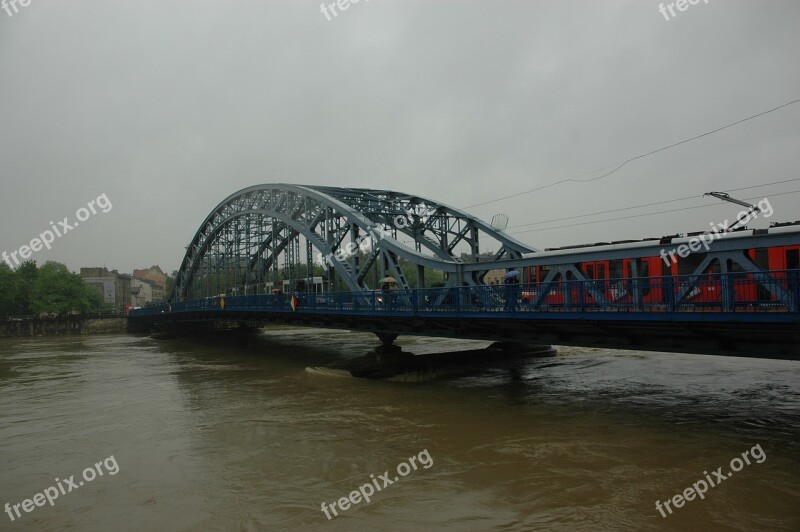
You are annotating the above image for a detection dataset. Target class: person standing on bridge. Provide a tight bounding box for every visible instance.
[504,272,520,312]
[379,276,399,310]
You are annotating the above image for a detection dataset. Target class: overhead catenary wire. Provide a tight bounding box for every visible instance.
[508,177,800,229]
[507,189,800,235]
[463,98,800,210]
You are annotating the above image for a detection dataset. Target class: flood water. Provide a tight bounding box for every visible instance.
[1,329,798,531]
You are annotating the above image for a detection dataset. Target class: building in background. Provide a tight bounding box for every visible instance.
[130,279,150,307]
[130,277,163,306]
[80,267,132,308]
[133,266,167,294]
[483,269,507,285]
[83,275,115,305]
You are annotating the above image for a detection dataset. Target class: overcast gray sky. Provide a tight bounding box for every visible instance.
[1,0,798,274]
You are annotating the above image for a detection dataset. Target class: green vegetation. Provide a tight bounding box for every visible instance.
[267,254,445,291]
[0,261,111,317]
[349,255,446,288]
[181,253,448,299]
[164,269,178,296]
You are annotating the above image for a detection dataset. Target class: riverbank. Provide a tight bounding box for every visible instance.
[0,316,127,338]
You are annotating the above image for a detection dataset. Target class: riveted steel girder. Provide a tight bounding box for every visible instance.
[170,184,535,302]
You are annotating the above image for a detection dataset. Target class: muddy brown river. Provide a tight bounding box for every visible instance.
[1,329,798,531]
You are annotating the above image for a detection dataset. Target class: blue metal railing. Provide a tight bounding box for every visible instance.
[129,270,800,318]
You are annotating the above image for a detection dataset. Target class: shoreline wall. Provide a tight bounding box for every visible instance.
[0,317,127,338]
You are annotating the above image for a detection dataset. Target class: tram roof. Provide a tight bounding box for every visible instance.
[517,221,800,263]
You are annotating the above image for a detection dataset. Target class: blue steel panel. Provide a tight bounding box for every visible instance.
[130,271,800,325]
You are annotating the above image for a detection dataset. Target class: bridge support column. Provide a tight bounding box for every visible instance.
[373,333,402,366]
[375,332,398,346]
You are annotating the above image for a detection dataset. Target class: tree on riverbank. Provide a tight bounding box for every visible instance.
[0,263,20,315]
[0,261,109,317]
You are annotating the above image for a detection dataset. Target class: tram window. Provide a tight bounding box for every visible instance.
[585,264,594,279]
[678,253,705,276]
[756,249,770,269]
[787,249,800,270]
[597,263,606,280]
[726,261,743,274]
[635,260,652,298]
[610,260,624,279]
[539,265,550,282]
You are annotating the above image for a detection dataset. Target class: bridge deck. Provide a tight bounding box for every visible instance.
[129,273,800,360]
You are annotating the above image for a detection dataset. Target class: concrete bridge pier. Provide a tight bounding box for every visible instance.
[375,332,399,346]
[373,333,403,366]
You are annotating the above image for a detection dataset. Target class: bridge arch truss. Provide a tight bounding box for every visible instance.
[170,184,535,302]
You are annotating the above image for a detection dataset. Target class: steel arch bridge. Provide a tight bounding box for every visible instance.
[171,184,534,302]
[130,184,800,360]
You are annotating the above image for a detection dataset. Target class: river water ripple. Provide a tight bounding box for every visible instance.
[1,329,798,531]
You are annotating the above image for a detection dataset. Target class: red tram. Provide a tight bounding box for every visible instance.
[521,222,800,307]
